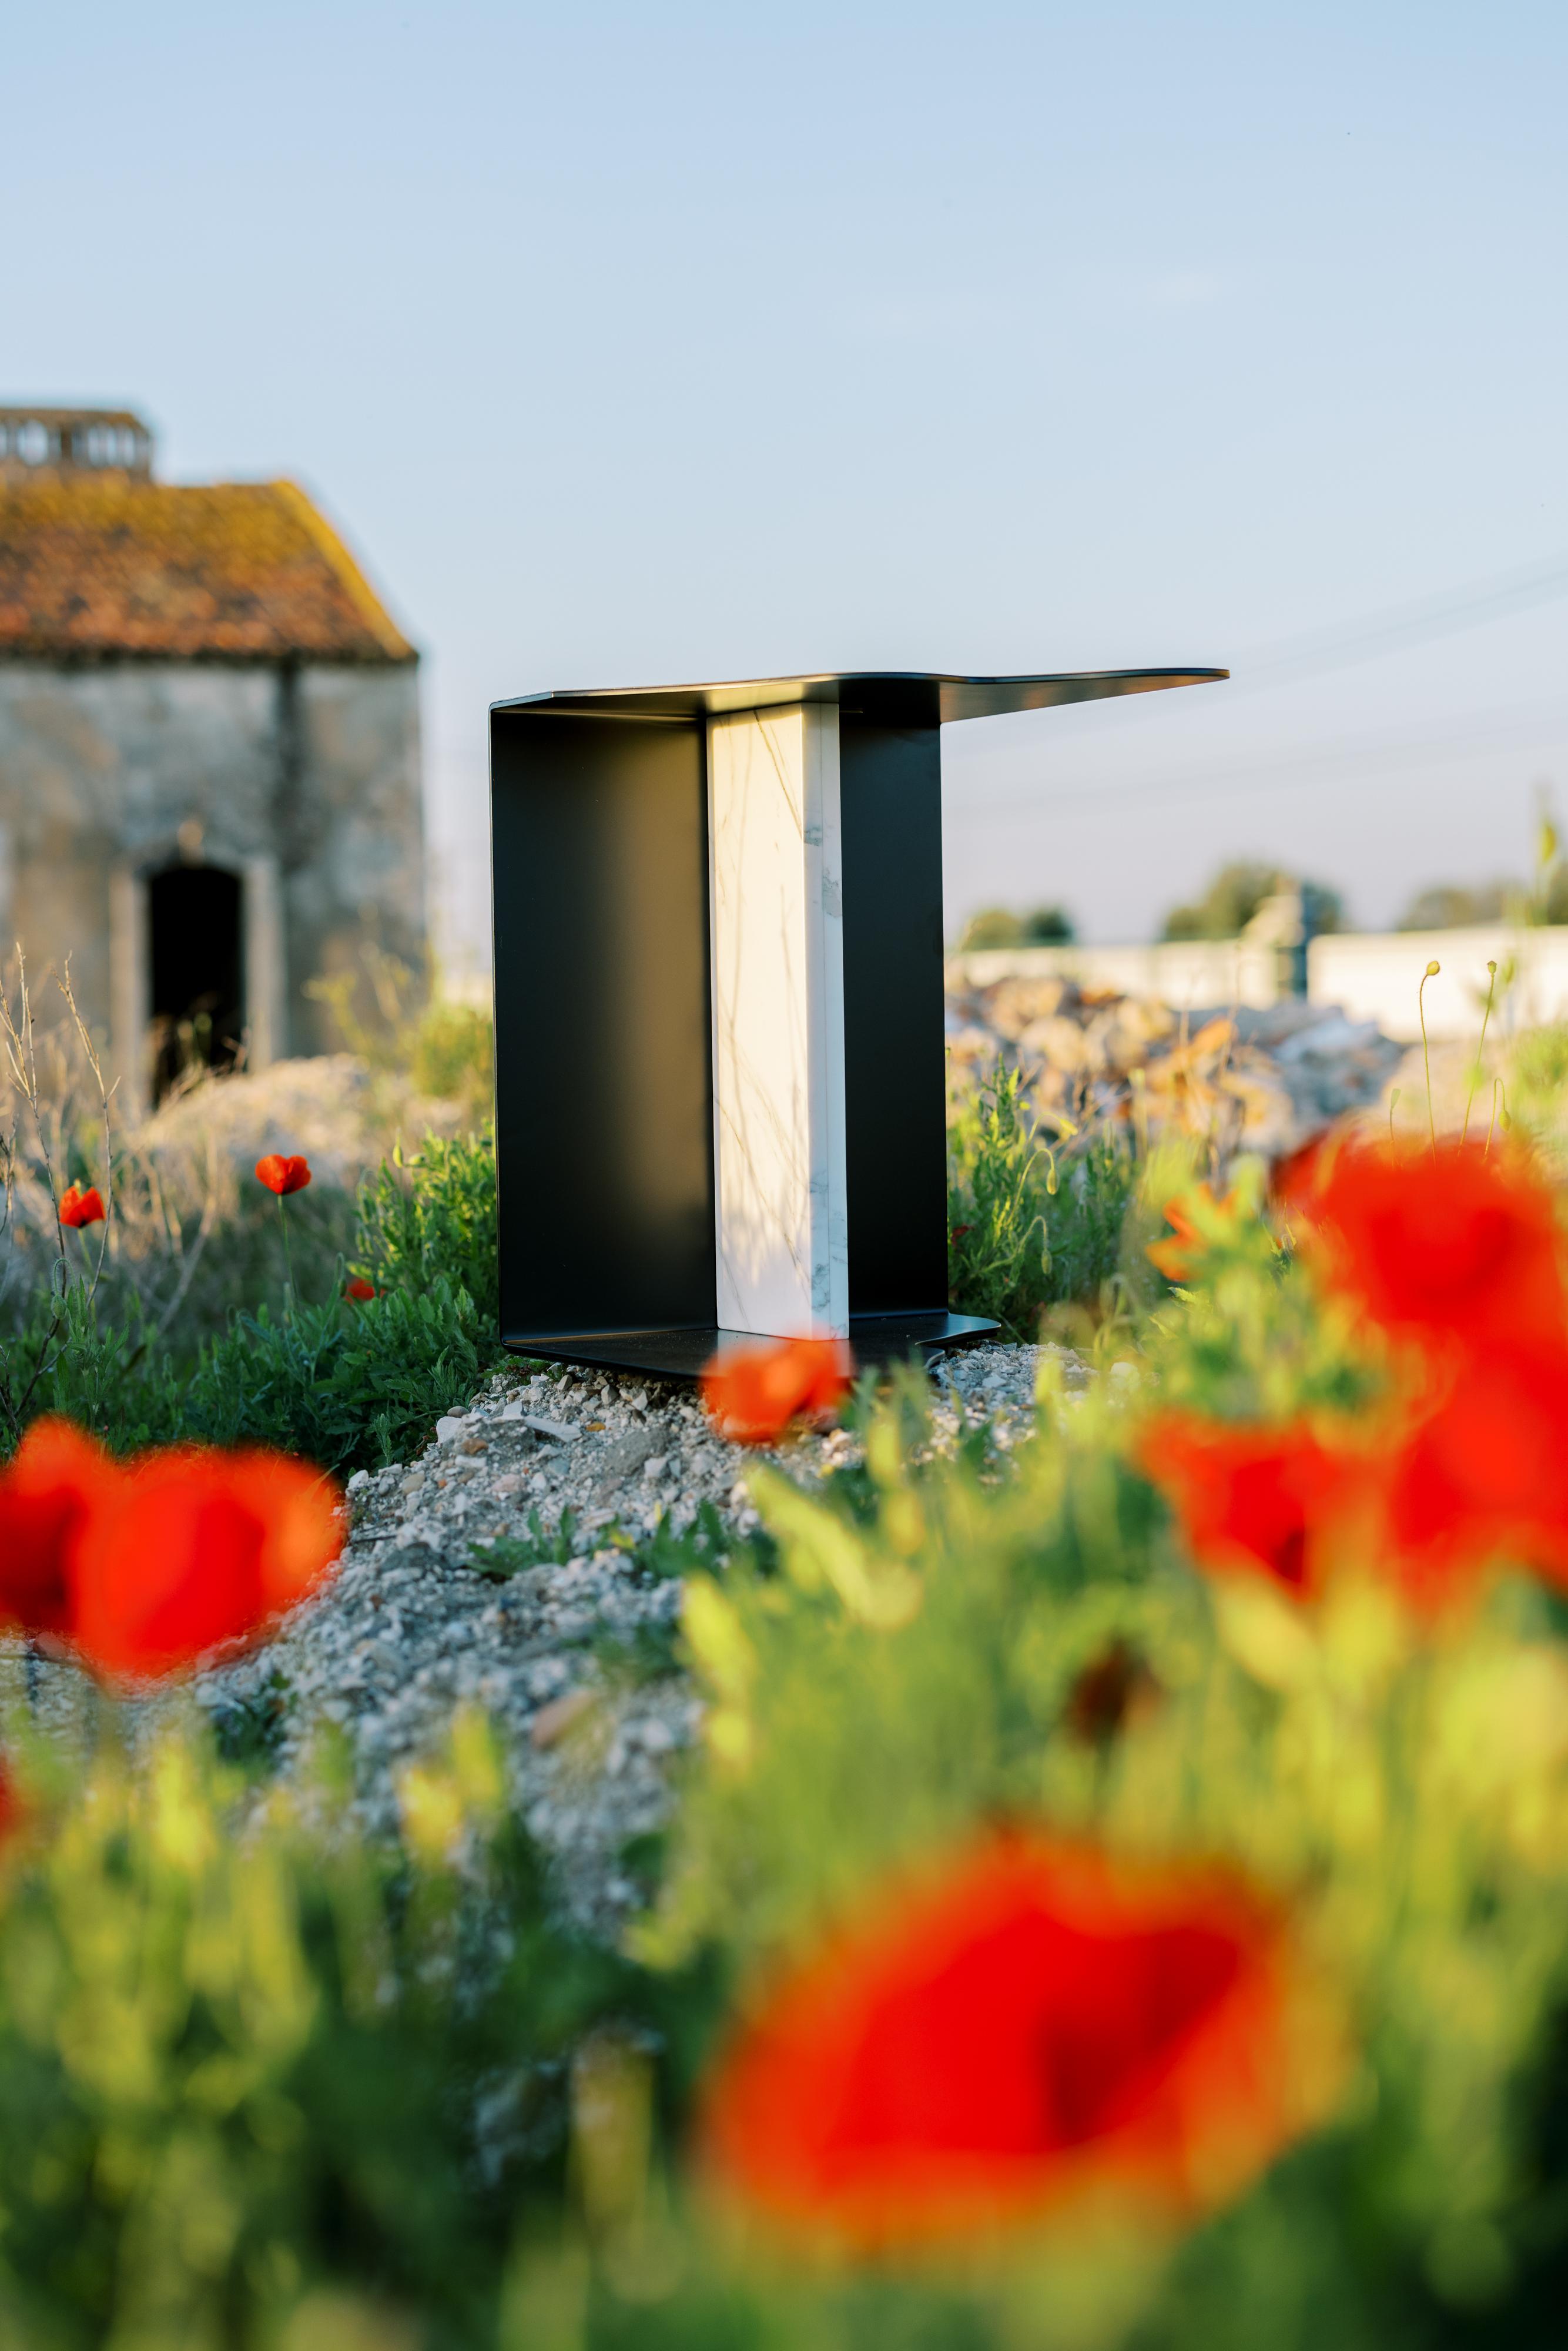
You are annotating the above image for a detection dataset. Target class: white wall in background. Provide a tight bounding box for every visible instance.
[1308,927,1568,1042]
[947,938,1280,1012]
[948,926,1568,1044]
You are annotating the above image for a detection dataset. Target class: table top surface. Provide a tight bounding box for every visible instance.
[492,666,1228,728]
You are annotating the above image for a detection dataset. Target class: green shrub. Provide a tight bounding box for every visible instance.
[183,1275,490,1472]
[947,1064,1054,1338]
[13,1282,182,1454]
[354,1128,500,1337]
[3,1127,504,1472]
[948,1066,1136,1338]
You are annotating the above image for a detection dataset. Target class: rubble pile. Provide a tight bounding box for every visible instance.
[946,971,1405,1162]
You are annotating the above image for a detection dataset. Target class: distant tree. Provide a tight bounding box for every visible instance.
[1396,881,1513,932]
[956,907,1025,950]
[1161,862,1282,941]
[955,904,1077,950]
[1022,904,1076,943]
[1299,880,1344,936]
[1161,862,1342,942]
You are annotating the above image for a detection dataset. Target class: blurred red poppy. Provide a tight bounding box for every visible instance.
[1374,1350,1568,1609]
[344,1276,377,1301]
[256,1154,312,1197]
[0,1419,121,1639]
[58,1183,106,1230]
[698,1834,1315,2251]
[701,1336,851,1446]
[1147,1204,1201,1283]
[71,1446,342,1679]
[0,1763,25,1848]
[1138,1412,1358,1598]
[1269,1134,1331,1218]
[1145,1187,1226,1284]
[1296,1139,1568,1362]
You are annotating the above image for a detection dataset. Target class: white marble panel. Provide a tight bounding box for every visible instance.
[708,704,848,1338]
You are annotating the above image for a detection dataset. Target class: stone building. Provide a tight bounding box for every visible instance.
[0,403,423,1110]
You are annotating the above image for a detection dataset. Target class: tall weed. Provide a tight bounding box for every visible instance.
[948,1064,1136,1337]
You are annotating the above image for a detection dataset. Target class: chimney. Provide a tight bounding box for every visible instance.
[0,404,154,481]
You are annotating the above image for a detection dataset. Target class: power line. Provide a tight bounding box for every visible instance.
[957,695,1568,825]
[956,547,1568,823]
[1226,550,1568,694]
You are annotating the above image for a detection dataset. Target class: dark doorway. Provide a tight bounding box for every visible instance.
[149,863,244,1101]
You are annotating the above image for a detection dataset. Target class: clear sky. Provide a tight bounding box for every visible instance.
[8,2,1567,961]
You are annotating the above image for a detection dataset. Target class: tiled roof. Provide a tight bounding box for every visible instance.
[0,474,414,662]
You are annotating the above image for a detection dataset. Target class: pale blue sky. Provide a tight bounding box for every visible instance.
[8,2,1567,959]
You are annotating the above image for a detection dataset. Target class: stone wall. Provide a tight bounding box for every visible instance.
[947,937,1282,1013]
[949,925,1568,1044]
[0,658,423,1100]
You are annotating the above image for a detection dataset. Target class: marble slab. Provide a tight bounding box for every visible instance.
[707,704,849,1338]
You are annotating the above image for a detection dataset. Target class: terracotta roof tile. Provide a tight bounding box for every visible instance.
[0,474,414,662]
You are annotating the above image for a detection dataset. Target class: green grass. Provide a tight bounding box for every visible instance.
[947,1063,1138,1338]
[4,1128,502,1472]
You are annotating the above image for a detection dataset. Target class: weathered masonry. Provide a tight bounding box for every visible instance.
[0,403,423,1110]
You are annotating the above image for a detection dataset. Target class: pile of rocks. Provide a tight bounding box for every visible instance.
[946,972,1403,1163]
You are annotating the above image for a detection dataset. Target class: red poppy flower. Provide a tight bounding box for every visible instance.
[698,1835,1316,2251]
[1138,1412,1359,1598]
[58,1183,106,1230]
[1146,1184,1244,1284]
[1146,1191,1214,1283]
[0,1419,122,1638]
[1298,1140,1568,1362]
[0,1764,25,1850]
[71,1446,341,1679]
[344,1276,377,1301]
[0,1426,340,1678]
[1269,1134,1332,1219]
[1373,1349,1568,1610]
[701,1337,852,1446]
[255,1154,312,1197]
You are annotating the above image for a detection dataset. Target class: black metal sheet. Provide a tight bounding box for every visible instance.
[840,720,949,1314]
[492,666,1227,732]
[490,709,716,1344]
[502,1311,999,1382]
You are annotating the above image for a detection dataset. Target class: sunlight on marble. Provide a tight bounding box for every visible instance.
[708,704,848,1338]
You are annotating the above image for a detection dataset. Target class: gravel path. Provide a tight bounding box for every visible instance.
[2,1344,1073,1938]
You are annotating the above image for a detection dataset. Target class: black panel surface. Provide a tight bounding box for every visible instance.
[503,1312,997,1382]
[490,712,715,1341]
[493,666,1227,728]
[839,722,950,1315]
